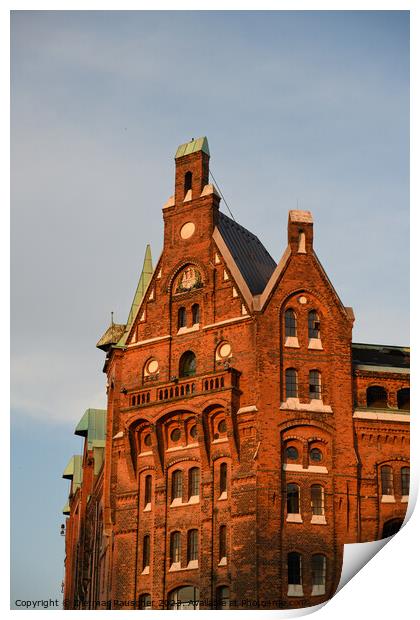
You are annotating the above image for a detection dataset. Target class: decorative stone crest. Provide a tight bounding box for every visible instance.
[175,266,203,293]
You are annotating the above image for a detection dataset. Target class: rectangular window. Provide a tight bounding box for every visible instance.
[311,555,326,595]
[401,467,410,496]
[170,532,181,565]
[172,470,183,501]
[187,530,198,562]
[219,525,227,562]
[288,552,302,585]
[287,483,300,514]
[142,535,150,569]
[311,485,324,515]
[188,468,200,498]
[145,475,152,505]
[285,369,298,399]
[309,370,322,400]
[381,466,394,496]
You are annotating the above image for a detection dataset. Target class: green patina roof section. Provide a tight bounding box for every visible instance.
[175,136,210,159]
[75,408,107,450]
[62,455,83,490]
[62,501,70,515]
[117,244,154,346]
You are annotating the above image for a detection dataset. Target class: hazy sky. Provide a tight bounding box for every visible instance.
[10,10,409,607]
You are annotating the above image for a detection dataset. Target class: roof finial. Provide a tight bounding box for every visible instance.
[111,311,114,326]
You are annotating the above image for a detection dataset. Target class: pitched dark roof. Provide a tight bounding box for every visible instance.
[217,212,277,295]
[352,343,410,369]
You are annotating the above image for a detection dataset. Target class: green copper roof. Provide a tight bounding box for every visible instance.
[175,136,210,159]
[75,408,107,450]
[62,501,70,516]
[117,244,154,346]
[62,455,83,491]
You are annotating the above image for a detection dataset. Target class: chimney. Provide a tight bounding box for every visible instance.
[288,210,314,254]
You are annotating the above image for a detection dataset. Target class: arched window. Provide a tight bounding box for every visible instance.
[397,388,410,410]
[285,368,298,398]
[139,594,151,610]
[287,483,300,515]
[169,531,181,565]
[142,535,150,570]
[192,303,200,324]
[382,518,403,538]
[308,310,320,339]
[309,370,322,400]
[311,555,326,595]
[367,386,388,408]
[187,529,198,563]
[311,485,324,516]
[171,470,183,502]
[178,307,187,329]
[144,475,152,506]
[216,586,230,609]
[188,467,200,499]
[184,171,193,196]
[168,586,200,610]
[285,445,299,461]
[285,309,297,337]
[219,525,227,562]
[179,351,196,377]
[220,462,228,496]
[381,465,394,496]
[401,466,410,496]
[287,552,302,596]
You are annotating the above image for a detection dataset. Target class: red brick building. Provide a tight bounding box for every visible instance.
[62,137,410,610]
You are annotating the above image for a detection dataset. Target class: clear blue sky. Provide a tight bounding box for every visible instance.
[10,10,409,608]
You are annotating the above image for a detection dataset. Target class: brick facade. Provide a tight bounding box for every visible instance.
[62,138,410,610]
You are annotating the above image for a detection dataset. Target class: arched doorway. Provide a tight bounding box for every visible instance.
[168,586,200,610]
[382,518,403,538]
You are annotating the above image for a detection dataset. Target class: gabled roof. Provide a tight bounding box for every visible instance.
[62,455,83,490]
[216,212,276,295]
[75,408,107,450]
[116,244,154,347]
[352,343,410,370]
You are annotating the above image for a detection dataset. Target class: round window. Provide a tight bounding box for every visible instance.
[190,425,197,439]
[218,342,232,358]
[170,428,181,442]
[218,419,227,434]
[286,446,299,460]
[144,433,152,447]
[310,448,323,462]
[146,359,159,375]
[180,221,196,239]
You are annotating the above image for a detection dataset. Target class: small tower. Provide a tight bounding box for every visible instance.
[174,137,210,205]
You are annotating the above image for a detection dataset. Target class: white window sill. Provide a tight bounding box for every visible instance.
[143,503,151,512]
[285,336,299,348]
[141,566,150,575]
[166,443,199,453]
[401,495,409,503]
[218,557,227,566]
[170,497,200,508]
[218,491,228,501]
[381,495,396,503]
[212,437,228,444]
[287,585,303,597]
[308,338,323,350]
[139,450,153,457]
[177,324,200,335]
[283,463,328,474]
[187,560,198,569]
[311,515,327,525]
[169,562,182,572]
[280,399,332,413]
[311,585,325,596]
[286,513,303,523]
